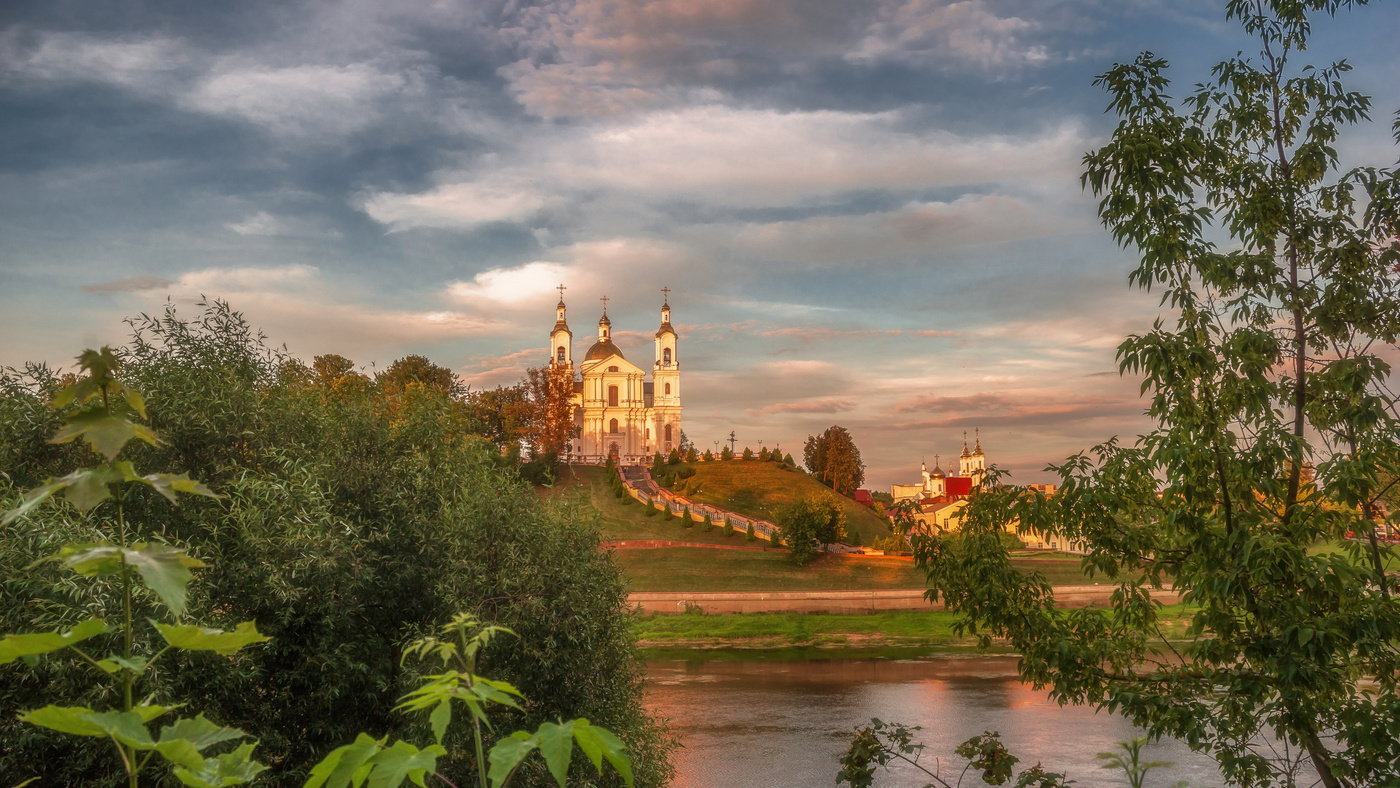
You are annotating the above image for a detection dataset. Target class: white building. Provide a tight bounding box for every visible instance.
[550,290,682,464]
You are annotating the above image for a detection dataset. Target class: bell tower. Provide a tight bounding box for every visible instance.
[652,287,681,453]
[549,284,573,369]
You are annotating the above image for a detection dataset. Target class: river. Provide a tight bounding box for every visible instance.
[644,650,1221,788]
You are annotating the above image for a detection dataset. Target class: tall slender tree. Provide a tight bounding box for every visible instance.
[917,2,1400,786]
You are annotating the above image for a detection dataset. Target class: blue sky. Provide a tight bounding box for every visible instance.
[2,0,1397,488]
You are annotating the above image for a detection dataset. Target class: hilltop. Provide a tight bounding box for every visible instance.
[665,459,893,546]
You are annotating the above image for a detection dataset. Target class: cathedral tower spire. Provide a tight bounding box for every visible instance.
[550,284,573,368]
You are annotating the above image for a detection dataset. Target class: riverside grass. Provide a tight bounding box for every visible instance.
[615,546,1127,592]
[633,606,1199,649]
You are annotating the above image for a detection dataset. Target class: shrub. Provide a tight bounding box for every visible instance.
[722,520,735,538]
[701,513,713,532]
[661,503,673,521]
[701,449,714,461]
[741,447,754,460]
[720,446,734,461]
[644,501,658,517]
[666,449,680,466]
[768,530,782,549]
[848,530,863,547]
[744,522,755,542]
[758,447,771,461]
[681,506,693,528]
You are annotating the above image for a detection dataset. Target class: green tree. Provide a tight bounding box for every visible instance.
[744,522,755,542]
[666,449,680,466]
[777,495,846,565]
[783,453,795,466]
[758,447,771,462]
[741,447,754,461]
[803,427,865,495]
[917,3,1400,787]
[701,512,712,532]
[377,354,464,398]
[684,446,698,463]
[702,449,714,461]
[720,446,734,461]
[722,519,734,538]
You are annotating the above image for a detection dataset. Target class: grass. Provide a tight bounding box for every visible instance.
[633,604,1201,649]
[616,548,927,591]
[614,546,1121,591]
[666,459,893,545]
[541,465,743,546]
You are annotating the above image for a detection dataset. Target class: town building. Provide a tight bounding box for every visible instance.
[550,288,681,464]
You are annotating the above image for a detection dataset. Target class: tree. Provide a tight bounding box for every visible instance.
[758,447,771,462]
[803,426,865,495]
[744,522,755,542]
[776,495,846,566]
[376,354,463,398]
[685,446,698,463]
[783,453,795,466]
[702,449,714,461]
[667,449,681,466]
[722,519,735,538]
[741,447,754,460]
[917,3,1400,786]
[720,446,734,461]
[521,365,578,465]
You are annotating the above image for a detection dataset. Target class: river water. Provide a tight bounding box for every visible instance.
[644,650,1221,788]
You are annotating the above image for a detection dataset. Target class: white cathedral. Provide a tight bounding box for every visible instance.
[549,288,682,464]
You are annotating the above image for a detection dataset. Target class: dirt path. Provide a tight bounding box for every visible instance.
[630,585,1181,615]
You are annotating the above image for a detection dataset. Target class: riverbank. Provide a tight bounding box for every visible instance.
[633,606,1198,650]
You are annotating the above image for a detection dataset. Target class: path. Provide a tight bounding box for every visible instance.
[630,585,1182,615]
[602,540,784,552]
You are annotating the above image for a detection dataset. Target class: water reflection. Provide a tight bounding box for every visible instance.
[644,653,1220,788]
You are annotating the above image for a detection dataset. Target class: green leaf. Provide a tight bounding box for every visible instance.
[138,471,221,504]
[428,700,451,745]
[573,720,633,788]
[173,742,269,788]
[55,543,124,576]
[61,465,127,513]
[125,544,207,617]
[134,703,177,723]
[156,621,269,655]
[50,409,161,460]
[364,740,445,788]
[536,721,575,787]
[20,705,109,737]
[94,654,149,675]
[488,732,538,788]
[0,618,107,665]
[161,714,247,750]
[2,473,87,525]
[304,733,383,788]
[9,778,39,788]
[83,709,157,748]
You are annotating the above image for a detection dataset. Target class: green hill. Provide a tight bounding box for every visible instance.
[665,460,892,546]
[541,465,749,546]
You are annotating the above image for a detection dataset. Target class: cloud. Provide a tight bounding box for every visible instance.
[746,398,857,416]
[457,347,547,388]
[185,62,418,137]
[2,32,190,92]
[849,0,1050,72]
[81,276,175,294]
[225,211,341,238]
[360,107,1088,231]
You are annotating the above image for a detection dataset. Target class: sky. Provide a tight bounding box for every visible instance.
[2,0,1398,489]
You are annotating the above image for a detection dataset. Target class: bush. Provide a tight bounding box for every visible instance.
[645,501,658,517]
[723,520,735,538]
[741,447,754,460]
[720,446,734,461]
[776,495,846,565]
[681,506,692,528]
[666,449,681,465]
[661,503,673,521]
[0,302,675,787]
[701,513,713,532]
[758,447,771,461]
[744,522,755,541]
[848,530,862,547]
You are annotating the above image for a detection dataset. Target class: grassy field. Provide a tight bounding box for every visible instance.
[668,459,893,545]
[614,546,1116,591]
[542,465,748,546]
[633,605,1200,649]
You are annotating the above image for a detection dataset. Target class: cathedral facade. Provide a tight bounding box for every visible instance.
[549,290,681,464]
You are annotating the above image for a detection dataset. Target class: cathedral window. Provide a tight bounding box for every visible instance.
[609,418,619,434]
[664,424,672,442]
[663,348,672,364]
[607,365,619,372]
[664,383,671,395]
[608,385,619,407]
[556,346,565,362]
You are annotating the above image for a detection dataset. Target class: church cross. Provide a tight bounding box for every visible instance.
[557,283,566,300]
[600,294,609,314]
[661,286,671,301]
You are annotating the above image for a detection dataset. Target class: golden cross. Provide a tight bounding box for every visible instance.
[557,283,566,300]
[661,286,671,301]
[600,294,609,314]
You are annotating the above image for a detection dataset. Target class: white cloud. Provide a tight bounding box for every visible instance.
[185,62,416,137]
[850,0,1051,71]
[360,106,1088,231]
[2,31,189,91]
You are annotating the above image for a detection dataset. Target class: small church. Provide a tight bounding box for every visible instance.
[549,288,682,465]
[891,430,987,503]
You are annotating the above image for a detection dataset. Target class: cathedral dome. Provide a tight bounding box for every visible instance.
[585,339,625,361]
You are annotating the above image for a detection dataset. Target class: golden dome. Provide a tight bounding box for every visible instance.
[584,340,624,361]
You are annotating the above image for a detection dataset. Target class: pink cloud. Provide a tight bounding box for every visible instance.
[746,398,857,417]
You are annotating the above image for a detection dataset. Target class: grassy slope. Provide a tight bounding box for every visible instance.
[542,465,746,546]
[671,460,892,545]
[615,547,926,592]
[615,547,1109,591]
[633,605,1199,649]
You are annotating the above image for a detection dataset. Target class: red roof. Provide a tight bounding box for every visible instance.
[852,489,874,506]
[945,477,973,497]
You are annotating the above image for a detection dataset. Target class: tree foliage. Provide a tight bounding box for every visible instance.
[916,3,1400,786]
[0,301,673,787]
[776,495,846,565]
[803,426,865,496]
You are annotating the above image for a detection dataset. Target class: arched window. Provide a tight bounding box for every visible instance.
[556,346,565,362]
[664,383,671,395]
[608,385,619,407]
[607,365,619,372]
[609,418,619,434]
[663,348,672,364]
[664,424,672,442]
